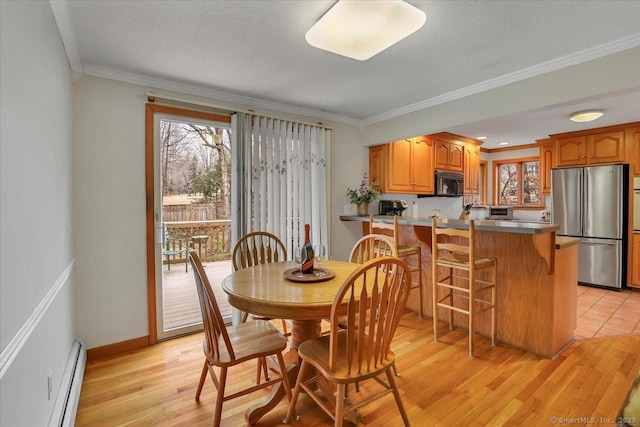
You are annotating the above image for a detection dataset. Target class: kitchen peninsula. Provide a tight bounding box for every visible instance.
[340,215,579,358]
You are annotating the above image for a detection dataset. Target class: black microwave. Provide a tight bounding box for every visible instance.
[434,171,464,196]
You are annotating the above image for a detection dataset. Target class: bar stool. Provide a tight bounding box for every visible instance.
[431,218,497,357]
[369,214,424,318]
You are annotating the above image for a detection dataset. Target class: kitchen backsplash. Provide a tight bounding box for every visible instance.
[376,193,551,220]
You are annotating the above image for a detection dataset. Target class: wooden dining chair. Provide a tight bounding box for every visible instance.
[431,218,498,357]
[348,234,400,379]
[369,215,424,317]
[349,234,397,264]
[285,257,412,427]
[188,250,292,426]
[232,231,289,383]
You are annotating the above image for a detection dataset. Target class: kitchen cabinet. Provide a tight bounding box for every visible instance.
[368,144,386,191]
[463,143,480,194]
[434,139,463,172]
[632,128,640,176]
[554,130,625,167]
[386,136,434,194]
[538,138,553,194]
[632,234,640,288]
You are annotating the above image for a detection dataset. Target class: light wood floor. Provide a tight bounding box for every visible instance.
[76,310,640,427]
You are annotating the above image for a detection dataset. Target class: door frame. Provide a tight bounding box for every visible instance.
[145,102,231,344]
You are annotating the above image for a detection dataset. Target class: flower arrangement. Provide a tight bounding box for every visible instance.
[346,173,381,205]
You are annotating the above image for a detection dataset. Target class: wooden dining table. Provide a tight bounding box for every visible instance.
[221,259,361,424]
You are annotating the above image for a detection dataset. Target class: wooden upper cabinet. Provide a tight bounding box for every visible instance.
[368,144,386,191]
[386,139,413,193]
[538,138,553,194]
[412,136,434,193]
[554,130,625,167]
[634,128,640,176]
[555,136,586,167]
[379,136,434,194]
[463,143,480,194]
[434,139,463,172]
[588,131,625,164]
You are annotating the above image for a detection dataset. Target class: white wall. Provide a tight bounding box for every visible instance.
[0,1,76,425]
[72,76,365,347]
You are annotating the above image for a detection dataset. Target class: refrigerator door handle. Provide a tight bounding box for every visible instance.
[580,239,616,246]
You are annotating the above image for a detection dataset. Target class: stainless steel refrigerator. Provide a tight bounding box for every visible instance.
[551,164,628,290]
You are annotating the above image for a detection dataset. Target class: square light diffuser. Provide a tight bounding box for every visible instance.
[305,0,426,61]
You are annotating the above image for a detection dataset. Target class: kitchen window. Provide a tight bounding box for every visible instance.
[493,156,542,207]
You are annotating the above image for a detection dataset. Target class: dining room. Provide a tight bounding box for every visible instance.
[3,1,640,427]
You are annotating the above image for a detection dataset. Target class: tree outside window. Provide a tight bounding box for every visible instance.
[494,157,541,207]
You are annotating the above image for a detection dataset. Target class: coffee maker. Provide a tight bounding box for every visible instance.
[379,200,408,216]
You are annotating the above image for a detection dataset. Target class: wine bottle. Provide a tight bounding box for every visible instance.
[301,224,314,274]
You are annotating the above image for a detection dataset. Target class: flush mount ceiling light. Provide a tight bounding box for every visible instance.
[476,136,488,140]
[498,142,509,146]
[305,0,426,61]
[570,110,604,123]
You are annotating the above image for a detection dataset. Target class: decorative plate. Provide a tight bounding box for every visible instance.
[284,267,335,283]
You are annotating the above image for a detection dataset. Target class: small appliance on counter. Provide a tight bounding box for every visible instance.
[379,200,407,216]
[485,206,514,220]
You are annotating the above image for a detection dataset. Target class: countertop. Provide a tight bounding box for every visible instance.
[340,215,560,235]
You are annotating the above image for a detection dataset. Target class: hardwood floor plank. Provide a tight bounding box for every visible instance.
[76,310,640,426]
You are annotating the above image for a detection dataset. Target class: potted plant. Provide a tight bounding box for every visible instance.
[346,173,381,216]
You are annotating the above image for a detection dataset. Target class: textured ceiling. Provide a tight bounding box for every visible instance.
[58,0,640,148]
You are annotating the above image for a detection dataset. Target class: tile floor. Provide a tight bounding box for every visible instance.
[575,285,640,339]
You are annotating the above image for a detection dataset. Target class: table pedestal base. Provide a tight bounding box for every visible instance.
[244,319,322,424]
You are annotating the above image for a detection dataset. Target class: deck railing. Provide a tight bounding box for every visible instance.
[164,220,232,263]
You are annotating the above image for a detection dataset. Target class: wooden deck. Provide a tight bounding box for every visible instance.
[162,259,233,330]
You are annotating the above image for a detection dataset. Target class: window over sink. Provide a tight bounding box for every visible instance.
[493,156,542,208]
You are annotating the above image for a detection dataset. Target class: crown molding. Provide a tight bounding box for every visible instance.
[82,64,362,127]
[363,33,640,125]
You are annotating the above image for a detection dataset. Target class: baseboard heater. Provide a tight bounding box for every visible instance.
[48,339,86,427]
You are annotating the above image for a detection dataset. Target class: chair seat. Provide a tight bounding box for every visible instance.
[436,253,495,269]
[297,332,395,384]
[397,245,419,256]
[204,320,287,366]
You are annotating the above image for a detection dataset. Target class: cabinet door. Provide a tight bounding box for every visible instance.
[587,131,625,164]
[448,143,464,172]
[632,234,640,288]
[412,136,434,193]
[463,144,480,194]
[555,136,586,167]
[434,140,451,170]
[539,140,553,194]
[368,145,386,192]
[386,139,414,192]
[634,129,640,176]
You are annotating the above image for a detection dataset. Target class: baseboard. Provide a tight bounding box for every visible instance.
[48,340,86,427]
[87,336,150,361]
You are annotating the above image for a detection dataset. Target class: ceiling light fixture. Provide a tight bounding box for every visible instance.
[305,0,426,61]
[498,142,509,146]
[477,136,487,140]
[570,110,604,123]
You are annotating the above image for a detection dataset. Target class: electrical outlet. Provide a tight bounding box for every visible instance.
[47,372,53,400]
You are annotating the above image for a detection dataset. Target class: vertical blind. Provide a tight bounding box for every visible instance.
[232,113,329,258]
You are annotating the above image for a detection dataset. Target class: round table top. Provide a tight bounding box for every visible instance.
[221,260,360,320]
